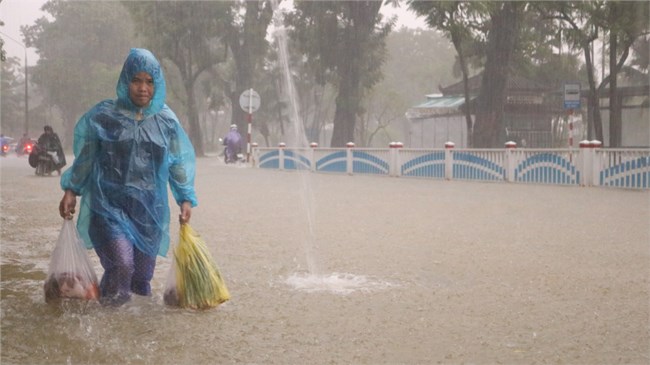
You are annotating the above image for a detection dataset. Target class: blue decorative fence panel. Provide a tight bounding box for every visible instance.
[253,146,650,189]
[352,150,390,175]
[514,152,580,185]
[452,151,505,181]
[400,151,446,179]
[315,150,348,173]
[259,150,280,169]
[283,149,312,171]
[599,154,650,188]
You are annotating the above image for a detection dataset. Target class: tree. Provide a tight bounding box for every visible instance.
[472,2,523,148]
[286,1,392,147]
[540,1,608,143]
[601,1,649,147]
[542,1,649,146]
[23,1,134,146]
[408,1,482,147]
[0,56,25,136]
[124,1,231,156]
[260,30,337,147]
[0,19,6,62]
[364,28,458,147]
[222,0,274,137]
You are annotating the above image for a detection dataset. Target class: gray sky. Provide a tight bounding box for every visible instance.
[0,0,426,67]
[1,0,47,66]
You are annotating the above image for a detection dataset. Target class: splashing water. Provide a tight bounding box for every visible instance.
[272,2,318,275]
[285,272,399,295]
[272,3,392,294]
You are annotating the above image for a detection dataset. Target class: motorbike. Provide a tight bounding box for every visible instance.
[219,138,245,164]
[28,143,60,176]
[16,139,35,156]
[1,143,9,156]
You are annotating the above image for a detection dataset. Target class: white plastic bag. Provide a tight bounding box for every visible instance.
[44,220,100,303]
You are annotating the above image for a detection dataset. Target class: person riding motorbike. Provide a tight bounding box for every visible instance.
[222,124,243,164]
[0,134,9,156]
[33,125,66,174]
[16,133,34,156]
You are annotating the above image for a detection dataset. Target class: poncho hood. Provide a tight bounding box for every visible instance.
[116,48,166,117]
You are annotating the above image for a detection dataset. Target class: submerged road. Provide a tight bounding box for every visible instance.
[2,154,649,364]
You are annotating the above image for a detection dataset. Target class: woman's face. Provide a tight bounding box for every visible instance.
[129,71,154,107]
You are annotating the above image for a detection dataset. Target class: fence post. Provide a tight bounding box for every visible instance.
[278,142,286,171]
[505,141,517,182]
[389,142,403,177]
[346,142,355,175]
[444,141,455,180]
[309,142,318,172]
[579,140,591,186]
[395,142,403,177]
[251,142,258,167]
[590,140,602,187]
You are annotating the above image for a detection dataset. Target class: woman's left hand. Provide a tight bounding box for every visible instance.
[179,201,192,225]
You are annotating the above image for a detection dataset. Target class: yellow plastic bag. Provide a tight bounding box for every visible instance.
[164,224,230,309]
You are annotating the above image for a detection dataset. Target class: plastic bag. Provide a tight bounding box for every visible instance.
[44,220,100,303]
[164,224,230,309]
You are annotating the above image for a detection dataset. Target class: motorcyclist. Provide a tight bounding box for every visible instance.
[16,133,32,155]
[223,124,243,163]
[0,134,8,155]
[36,125,66,174]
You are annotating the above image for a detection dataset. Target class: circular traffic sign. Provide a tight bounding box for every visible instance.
[239,89,261,113]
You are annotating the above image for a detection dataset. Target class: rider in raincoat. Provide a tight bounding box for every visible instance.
[223,124,243,163]
[59,48,197,306]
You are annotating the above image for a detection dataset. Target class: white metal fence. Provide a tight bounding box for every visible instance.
[252,143,650,189]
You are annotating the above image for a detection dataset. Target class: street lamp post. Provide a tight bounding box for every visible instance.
[0,31,29,135]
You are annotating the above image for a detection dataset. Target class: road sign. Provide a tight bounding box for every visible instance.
[239,89,261,113]
[564,83,581,109]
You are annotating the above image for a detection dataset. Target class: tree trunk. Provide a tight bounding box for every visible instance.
[181,46,204,157]
[450,31,473,148]
[185,79,204,157]
[608,31,621,147]
[473,2,520,148]
[329,0,381,147]
[582,39,604,142]
[225,3,272,148]
[331,69,360,147]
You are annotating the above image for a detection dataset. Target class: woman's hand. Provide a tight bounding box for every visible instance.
[59,190,77,220]
[179,201,192,225]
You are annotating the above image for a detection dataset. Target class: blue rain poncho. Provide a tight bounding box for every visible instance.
[61,48,197,258]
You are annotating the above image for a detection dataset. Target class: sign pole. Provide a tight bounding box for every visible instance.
[563,82,580,157]
[239,88,260,163]
[247,88,253,162]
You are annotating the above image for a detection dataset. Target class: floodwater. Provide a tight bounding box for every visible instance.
[1,153,649,364]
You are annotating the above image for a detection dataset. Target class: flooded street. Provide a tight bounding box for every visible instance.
[1,154,649,364]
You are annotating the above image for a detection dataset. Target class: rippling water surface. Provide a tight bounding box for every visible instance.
[2,155,648,364]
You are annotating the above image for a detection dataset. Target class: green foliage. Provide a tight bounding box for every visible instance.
[382,28,457,101]
[362,28,458,146]
[285,0,391,146]
[0,56,25,136]
[22,1,134,142]
[222,1,274,141]
[124,1,231,156]
[0,18,5,63]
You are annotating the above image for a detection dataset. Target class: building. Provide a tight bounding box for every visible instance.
[407,73,650,148]
[406,74,565,148]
